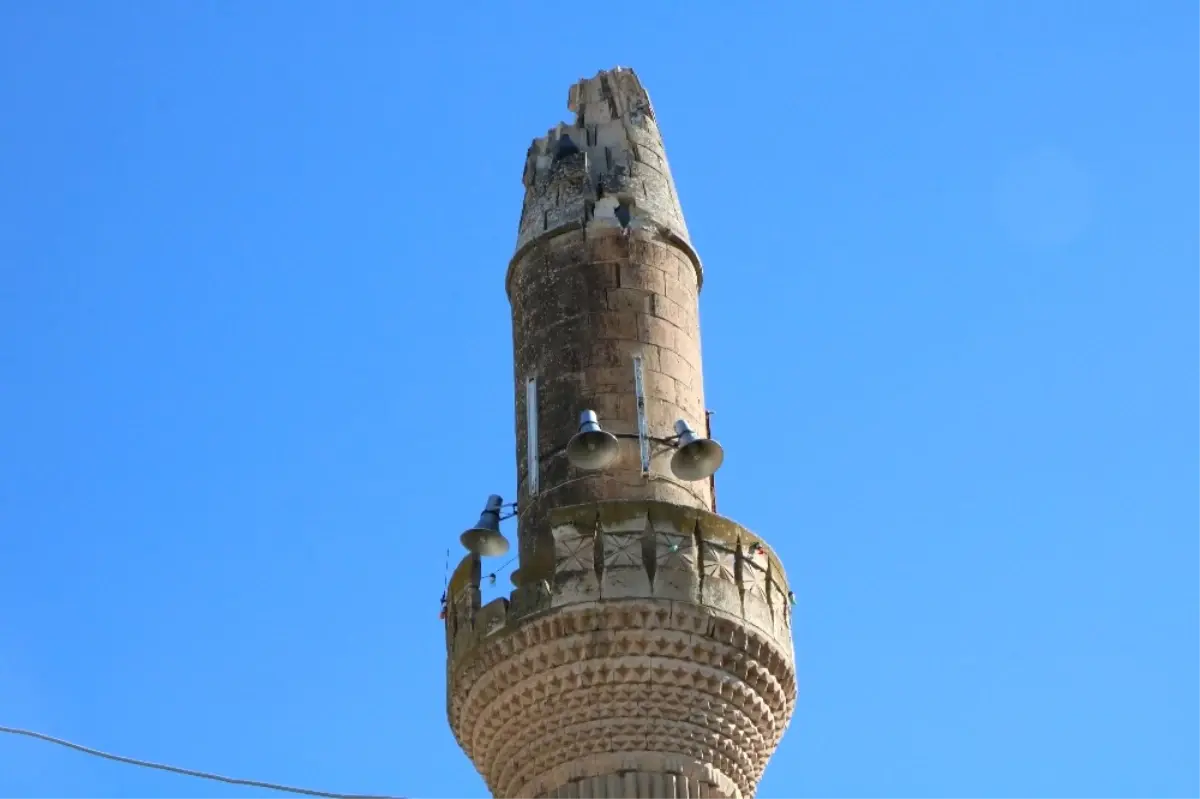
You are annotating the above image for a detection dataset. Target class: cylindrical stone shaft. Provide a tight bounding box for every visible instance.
[506,68,712,570]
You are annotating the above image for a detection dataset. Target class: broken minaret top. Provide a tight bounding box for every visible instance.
[512,67,699,285]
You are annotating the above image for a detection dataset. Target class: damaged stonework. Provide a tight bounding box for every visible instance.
[444,68,798,798]
[512,68,700,288]
[445,499,795,665]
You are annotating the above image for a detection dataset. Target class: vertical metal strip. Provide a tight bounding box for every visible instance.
[705,409,717,513]
[526,377,539,496]
[632,355,650,475]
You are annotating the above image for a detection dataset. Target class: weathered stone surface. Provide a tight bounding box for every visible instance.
[553,516,600,607]
[650,510,699,603]
[446,68,796,799]
[446,500,795,797]
[510,224,707,523]
[507,69,710,574]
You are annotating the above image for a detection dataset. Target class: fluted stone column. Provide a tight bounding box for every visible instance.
[445,68,797,799]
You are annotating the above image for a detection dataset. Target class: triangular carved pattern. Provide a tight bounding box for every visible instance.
[450,601,797,708]
[452,654,793,743]
[459,643,791,756]
[481,686,771,784]
[603,532,642,569]
[472,652,782,729]
[448,600,798,693]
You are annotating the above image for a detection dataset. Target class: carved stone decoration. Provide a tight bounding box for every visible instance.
[652,509,699,602]
[768,576,793,645]
[740,553,773,637]
[601,533,651,599]
[448,595,794,798]
[656,532,694,570]
[477,598,509,638]
[556,522,595,573]
[700,530,741,614]
[603,533,643,569]
[553,517,600,607]
[446,500,796,799]
[600,510,653,600]
[507,579,551,625]
[701,539,736,581]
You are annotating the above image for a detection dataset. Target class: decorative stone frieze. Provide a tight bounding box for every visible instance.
[445,500,796,797]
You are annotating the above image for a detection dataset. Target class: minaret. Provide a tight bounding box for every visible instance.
[444,68,797,799]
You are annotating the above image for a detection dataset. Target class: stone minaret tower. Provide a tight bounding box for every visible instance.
[444,68,797,798]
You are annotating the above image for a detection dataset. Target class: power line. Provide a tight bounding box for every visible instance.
[0,725,405,799]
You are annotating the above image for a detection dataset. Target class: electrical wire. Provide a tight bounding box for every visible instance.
[0,725,404,799]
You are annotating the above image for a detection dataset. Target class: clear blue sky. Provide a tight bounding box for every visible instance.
[0,2,1195,798]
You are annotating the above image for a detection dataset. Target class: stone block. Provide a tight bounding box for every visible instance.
[641,368,678,406]
[650,512,699,603]
[699,534,741,617]
[583,365,636,396]
[608,287,654,314]
[553,520,600,607]
[637,312,678,349]
[586,338,660,372]
[652,293,690,331]
[644,395,692,435]
[592,310,639,341]
[598,511,652,600]
[658,345,697,385]
[740,553,774,637]
[591,392,637,429]
[664,282,697,323]
[625,236,665,264]
[507,580,551,622]
[451,624,475,664]
[769,578,792,645]
[673,329,703,371]
[618,263,667,296]
[476,598,510,638]
[585,232,630,263]
[674,382,705,418]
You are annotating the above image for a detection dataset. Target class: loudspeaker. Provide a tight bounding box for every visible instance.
[460,494,510,557]
[566,410,620,471]
[669,419,725,482]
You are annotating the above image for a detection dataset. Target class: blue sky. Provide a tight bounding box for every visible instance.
[0,2,1196,798]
